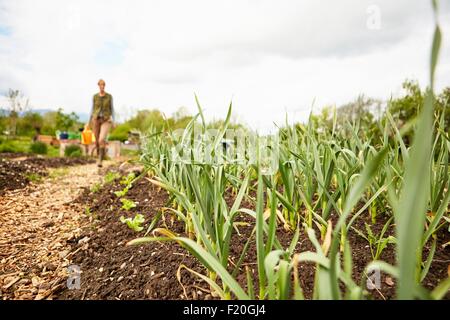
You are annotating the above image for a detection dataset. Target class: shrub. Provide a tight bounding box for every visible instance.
[64,144,82,157]
[69,149,82,157]
[109,123,132,142]
[29,141,48,155]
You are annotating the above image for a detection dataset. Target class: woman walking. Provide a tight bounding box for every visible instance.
[88,79,114,167]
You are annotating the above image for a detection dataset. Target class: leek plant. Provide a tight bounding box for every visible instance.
[127,0,449,300]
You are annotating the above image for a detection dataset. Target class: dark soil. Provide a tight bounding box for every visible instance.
[57,170,450,300]
[0,152,30,159]
[0,155,95,195]
[58,172,210,300]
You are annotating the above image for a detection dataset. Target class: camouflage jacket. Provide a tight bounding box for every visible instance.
[91,93,114,120]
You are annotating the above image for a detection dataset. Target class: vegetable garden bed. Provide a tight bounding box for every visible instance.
[57,169,450,300]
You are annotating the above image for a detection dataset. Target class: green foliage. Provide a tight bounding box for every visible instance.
[114,186,130,197]
[389,80,424,124]
[120,198,137,211]
[120,172,136,186]
[2,0,442,301]
[393,14,441,299]
[108,123,132,142]
[90,182,102,193]
[55,108,80,131]
[113,172,136,198]
[70,149,82,157]
[25,172,42,183]
[388,80,450,146]
[108,107,196,143]
[352,217,396,260]
[128,110,165,131]
[0,140,20,153]
[48,167,69,179]
[29,141,48,155]
[0,136,31,153]
[128,18,450,300]
[1,108,83,138]
[64,144,82,157]
[120,214,145,232]
[17,111,43,136]
[309,81,449,148]
[41,111,58,135]
[84,206,92,216]
[104,171,121,184]
[3,89,29,137]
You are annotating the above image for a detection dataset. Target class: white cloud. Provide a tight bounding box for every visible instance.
[0,0,449,132]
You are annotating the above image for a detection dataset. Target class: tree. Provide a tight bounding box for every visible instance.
[310,95,382,142]
[6,89,29,137]
[388,80,450,145]
[336,95,380,128]
[55,108,80,131]
[41,111,58,135]
[18,111,43,137]
[126,109,165,132]
[388,80,424,126]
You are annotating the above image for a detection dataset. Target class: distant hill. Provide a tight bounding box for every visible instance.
[0,108,90,122]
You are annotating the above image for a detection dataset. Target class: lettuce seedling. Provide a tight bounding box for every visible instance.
[120,214,145,232]
[120,198,137,211]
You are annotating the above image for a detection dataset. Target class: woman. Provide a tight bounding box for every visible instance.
[88,79,114,167]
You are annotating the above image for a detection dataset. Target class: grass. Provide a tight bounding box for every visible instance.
[48,167,70,180]
[0,135,60,157]
[25,172,43,183]
[121,148,140,157]
[0,135,31,153]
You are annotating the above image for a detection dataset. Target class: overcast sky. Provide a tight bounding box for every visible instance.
[0,0,449,132]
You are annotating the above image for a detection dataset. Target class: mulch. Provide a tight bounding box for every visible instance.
[57,169,450,300]
[0,161,108,300]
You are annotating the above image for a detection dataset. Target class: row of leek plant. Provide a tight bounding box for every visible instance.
[128,0,449,300]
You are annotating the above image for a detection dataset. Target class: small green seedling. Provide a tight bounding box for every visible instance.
[104,171,121,184]
[25,173,42,183]
[114,186,130,197]
[120,172,136,186]
[90,182,102,193]
[352,217,395,260]
[121,198,137,211]
[120,214,145,232]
